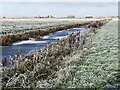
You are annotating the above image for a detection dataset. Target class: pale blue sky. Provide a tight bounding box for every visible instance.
[0,2,118,18]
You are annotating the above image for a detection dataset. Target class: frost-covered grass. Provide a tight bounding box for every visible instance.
[2,19,115,88]
[0,18,103,35]
[53,19,119,88]
[0,68,2,89]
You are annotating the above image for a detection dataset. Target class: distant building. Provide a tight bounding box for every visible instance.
[67,15,75,18]
[34,15,54,18]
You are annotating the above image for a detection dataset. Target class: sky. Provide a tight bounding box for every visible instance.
[0,2,118,18]
[0,0,119,2]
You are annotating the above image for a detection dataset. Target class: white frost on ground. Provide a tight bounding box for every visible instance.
[61,19,118,88]
[45,19,118,88]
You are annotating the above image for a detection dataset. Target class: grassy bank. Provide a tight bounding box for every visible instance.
[53,19,119,88]
[1,19,112,89]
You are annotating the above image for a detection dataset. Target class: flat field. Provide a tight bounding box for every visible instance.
[0,18,103,35]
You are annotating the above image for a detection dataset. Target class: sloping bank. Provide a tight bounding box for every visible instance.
[0,21,91,46]
[2,19,111,89]
[51,19,119,88]
[0,20,106,46]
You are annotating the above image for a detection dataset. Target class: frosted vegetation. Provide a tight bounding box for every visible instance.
[55,19,118,88]
[34,19,119,88]
[0,19,92,35]
[1,19,119,89]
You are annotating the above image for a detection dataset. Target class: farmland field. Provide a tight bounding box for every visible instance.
[1,17,117,89]
[0,18,103,35]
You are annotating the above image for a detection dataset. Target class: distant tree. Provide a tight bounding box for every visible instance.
[85,16,93,18]
[45,15,53,18]
[45,15,50,18]
[41,16,44,18]
[50,15,54,18]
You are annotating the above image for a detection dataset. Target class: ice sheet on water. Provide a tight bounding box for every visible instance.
[72,27,85,30]
[42,35,50,39]
[51,36,68,39]
[13,40,48,46]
